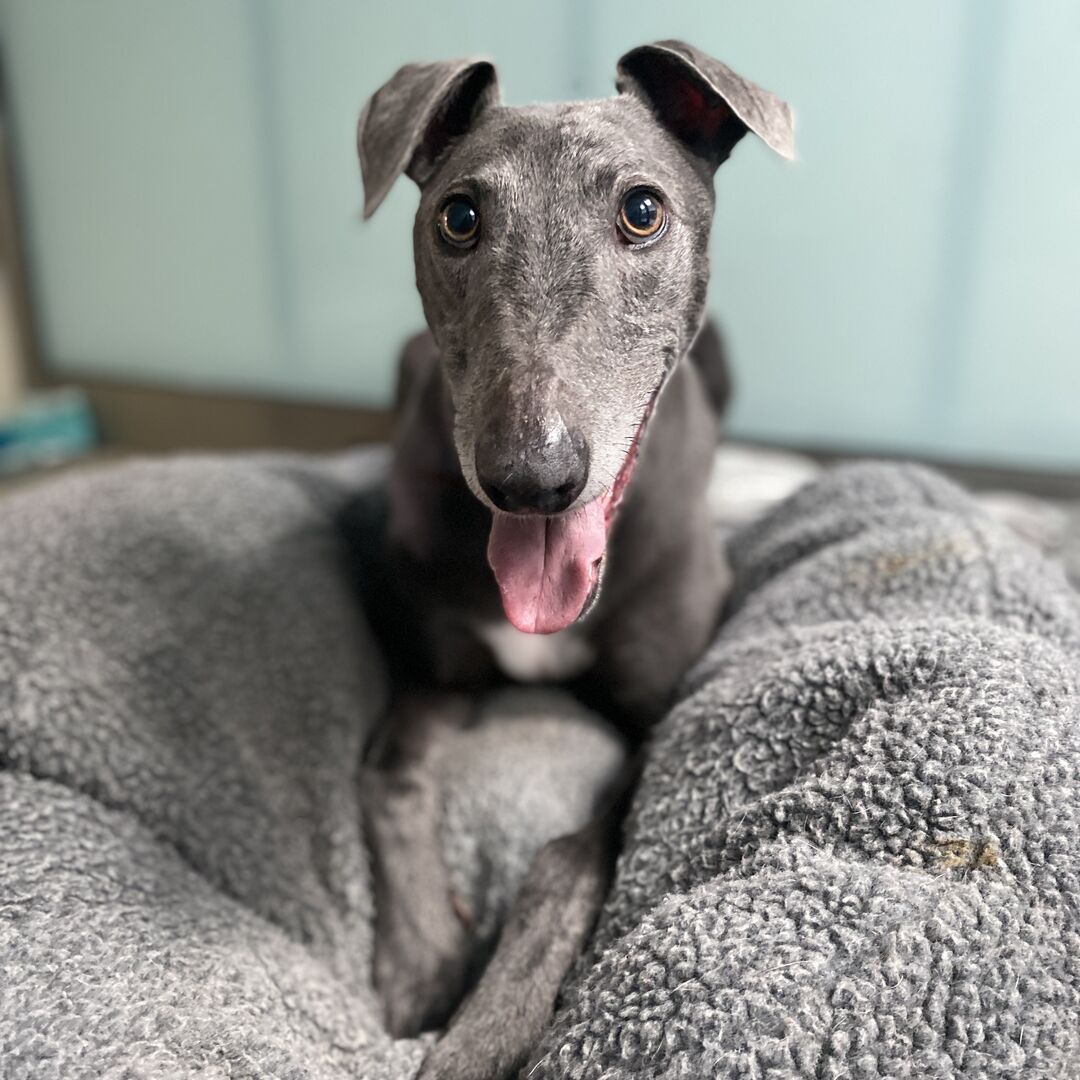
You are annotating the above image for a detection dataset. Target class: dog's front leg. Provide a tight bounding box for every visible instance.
[416,758,638,1080]
[362,692,474,1038]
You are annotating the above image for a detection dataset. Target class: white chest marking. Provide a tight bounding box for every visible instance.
[475,620,596,682]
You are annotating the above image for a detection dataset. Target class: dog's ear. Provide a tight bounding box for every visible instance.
[358,58,499,218]
[616,41,793,169]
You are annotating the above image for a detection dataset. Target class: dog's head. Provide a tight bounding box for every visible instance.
[359,41,792,634]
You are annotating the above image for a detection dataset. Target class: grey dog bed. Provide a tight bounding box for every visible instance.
[1,451,1078,1078]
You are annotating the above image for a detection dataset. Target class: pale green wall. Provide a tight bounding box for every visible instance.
[1,1,1077,468]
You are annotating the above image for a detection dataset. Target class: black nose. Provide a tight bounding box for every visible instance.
[475,421,589,515]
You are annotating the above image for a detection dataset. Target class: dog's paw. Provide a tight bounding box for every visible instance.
[415,1028,503,1080]
[374,921,472,1039]
[414,1042,472,1080]
[413,987,542,1080]
[415,1026,532,1080]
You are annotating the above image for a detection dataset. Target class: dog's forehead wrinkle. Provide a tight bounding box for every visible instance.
[443,99,693,206]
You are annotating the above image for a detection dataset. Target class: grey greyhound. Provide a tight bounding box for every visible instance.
[354,40,793,1080]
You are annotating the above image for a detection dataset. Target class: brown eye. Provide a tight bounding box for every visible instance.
[438,196,479,247]
[618,188,665,243]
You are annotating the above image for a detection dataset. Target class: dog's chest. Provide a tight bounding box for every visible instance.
[473,620,596,683]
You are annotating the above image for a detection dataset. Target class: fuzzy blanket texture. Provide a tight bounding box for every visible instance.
[1,450,1078,1079]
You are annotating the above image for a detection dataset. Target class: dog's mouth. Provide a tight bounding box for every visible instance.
[486,391,659,635]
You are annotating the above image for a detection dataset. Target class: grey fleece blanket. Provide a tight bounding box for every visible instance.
[2,453,1079,1079]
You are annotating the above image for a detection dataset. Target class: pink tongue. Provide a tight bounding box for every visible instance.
[487,499,608,634]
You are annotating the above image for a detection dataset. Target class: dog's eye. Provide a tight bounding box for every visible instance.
[438,197,479,247]
[618,189,665,243]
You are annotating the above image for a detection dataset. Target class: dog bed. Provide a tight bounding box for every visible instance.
[1,450,1078,1078]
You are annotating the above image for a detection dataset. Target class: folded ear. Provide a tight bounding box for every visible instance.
[616,40,793,170]
[358,58,499,218]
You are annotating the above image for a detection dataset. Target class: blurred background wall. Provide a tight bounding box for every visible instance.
[0,0,1076,472]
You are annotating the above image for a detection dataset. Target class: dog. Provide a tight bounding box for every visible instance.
[354,39,793,1080]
